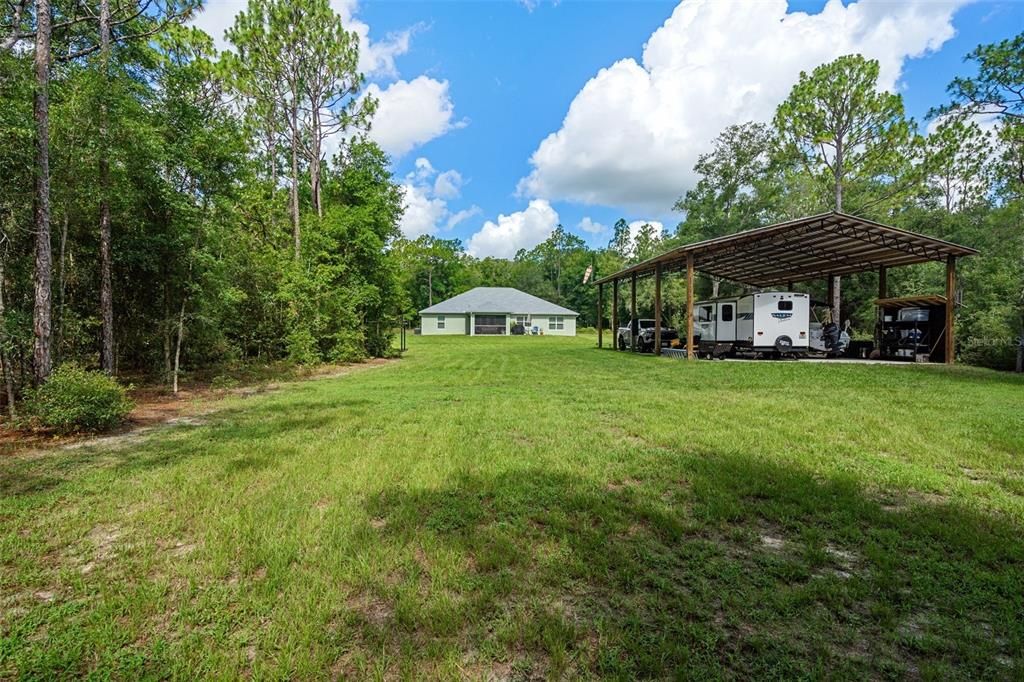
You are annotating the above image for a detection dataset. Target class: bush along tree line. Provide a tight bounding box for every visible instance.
[395,39,1024,372]
[1,0,407,426]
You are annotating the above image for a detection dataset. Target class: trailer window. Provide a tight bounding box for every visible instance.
[698,305,714,322]
[777,301,793,311]
[721,305,733,322]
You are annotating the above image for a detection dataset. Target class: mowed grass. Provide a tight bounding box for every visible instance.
[2,335,1024,680]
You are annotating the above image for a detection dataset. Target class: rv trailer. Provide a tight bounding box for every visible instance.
[693,292,810,358]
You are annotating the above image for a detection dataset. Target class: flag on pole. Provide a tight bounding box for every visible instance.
[583,264,594,284]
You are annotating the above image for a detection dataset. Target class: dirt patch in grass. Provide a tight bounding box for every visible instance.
[605,477,642,492]
[2,358,397,458]
[346,592,394,627]
[879,490,952,513]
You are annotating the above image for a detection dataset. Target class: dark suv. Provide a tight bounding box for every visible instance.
[616,319,679,352]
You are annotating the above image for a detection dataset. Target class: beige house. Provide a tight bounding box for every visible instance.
[419,287,578,336]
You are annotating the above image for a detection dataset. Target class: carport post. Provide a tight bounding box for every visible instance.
[875,266,887,351]
[826,274,836,323]
[597,283,603,348]
[945,256,956,364]
[630,273,638,352]
[612,280,619,350]
[686,253,695,361]
[654,262,662,356]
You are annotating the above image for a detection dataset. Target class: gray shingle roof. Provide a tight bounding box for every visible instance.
[419,287,578,316]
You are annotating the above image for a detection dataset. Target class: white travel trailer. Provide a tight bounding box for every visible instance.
[693,292,810,357]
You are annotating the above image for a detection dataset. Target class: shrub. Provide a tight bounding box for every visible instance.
[28,364,134,433]
[286,326,321,365]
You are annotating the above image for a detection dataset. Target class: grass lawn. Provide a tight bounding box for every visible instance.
[2,334,1023,679]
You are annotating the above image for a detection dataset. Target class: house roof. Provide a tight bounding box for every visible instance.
[419,287,578,316]
[594,212,978,288]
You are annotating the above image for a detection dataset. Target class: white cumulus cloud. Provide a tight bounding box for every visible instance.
[577,217,607,235]
[446,206,482,230]
[400,183,447,238]
[365,77,462,157]
[517,0,966,212]
[399,158,477,238]
[466,200,560,259]
[434,169,464,199]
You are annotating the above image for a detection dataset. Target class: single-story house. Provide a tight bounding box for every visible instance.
[419,287,578,336]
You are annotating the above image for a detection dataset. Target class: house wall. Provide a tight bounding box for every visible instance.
[420,314,467,335]
[533,315,577,336]
[421,312,577,336]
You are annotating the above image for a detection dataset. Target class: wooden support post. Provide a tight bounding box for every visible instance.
[597,283,603,348]
[686,253,695,361]
[612,280,619,351]
[630,272,637,352]
[654,262,662,356]
[945,256,956,365]
[876,265,887,351]
[826,274,835,324]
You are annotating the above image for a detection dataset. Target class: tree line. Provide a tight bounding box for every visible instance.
[1,0,406,417]
[396,40,1023,371]
[2,0,1022,427]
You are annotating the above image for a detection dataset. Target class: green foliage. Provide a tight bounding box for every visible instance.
[774,54,921,214]
[27,364,133,433]
[938,31,1024,120]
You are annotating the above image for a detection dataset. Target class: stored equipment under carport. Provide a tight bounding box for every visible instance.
[693,292,810,358]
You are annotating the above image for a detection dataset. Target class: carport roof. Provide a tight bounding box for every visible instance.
[594,212,978,288]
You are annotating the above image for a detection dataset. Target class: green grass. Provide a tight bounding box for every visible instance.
[2,334,1023,679]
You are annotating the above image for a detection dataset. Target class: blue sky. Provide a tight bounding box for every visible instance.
[195,0,1024,257]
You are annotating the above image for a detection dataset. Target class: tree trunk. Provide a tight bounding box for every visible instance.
[427,267,433,307]
[32,0,52,385]
[711,277,720,298]
[0,256,16,418]
[98,0,114,374]
[290,100,300,260]
[172,297,186,394]
[311,108,322,218]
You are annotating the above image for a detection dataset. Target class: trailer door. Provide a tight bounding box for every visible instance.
[717,302,737,341]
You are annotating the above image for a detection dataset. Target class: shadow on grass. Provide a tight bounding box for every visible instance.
[361,451,1023,679]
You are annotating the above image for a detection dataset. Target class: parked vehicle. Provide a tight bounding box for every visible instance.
[693,292,810,358]
[617,319,679,352]
[808,305,851,356]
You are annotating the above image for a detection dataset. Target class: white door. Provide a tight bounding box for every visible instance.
[717,302,737,342]
[695,304,716,342]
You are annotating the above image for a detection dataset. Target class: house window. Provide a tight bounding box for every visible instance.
[550,316,564,330]
[437,315,445,329]
[515,315,530,327]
